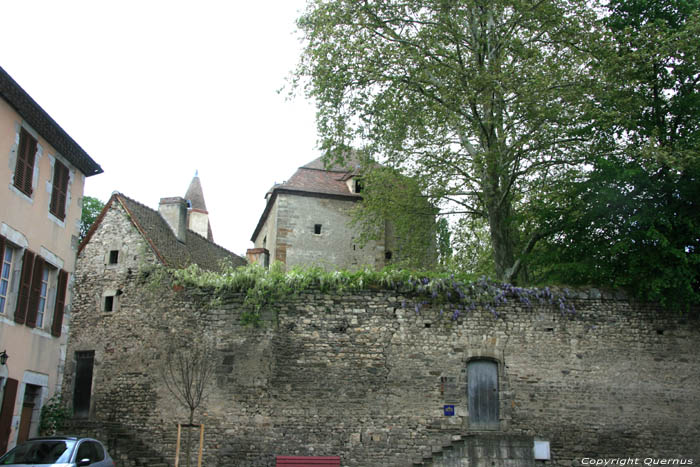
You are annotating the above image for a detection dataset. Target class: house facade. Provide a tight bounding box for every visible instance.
[0,66,102,453]
[64,189,245,424]
[249,156,393,270]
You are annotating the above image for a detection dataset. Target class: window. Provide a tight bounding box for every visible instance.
[102,289,120,312]
[49,160,69,220]
[108,250,119,264]
[36,266,50,328]
[13,128,37,197]
[14,250,67,336]
[314,224,322,235]
[77,440,103,463]
[354,178,364,193]
[385,251,393,260]
[0,246,14,314]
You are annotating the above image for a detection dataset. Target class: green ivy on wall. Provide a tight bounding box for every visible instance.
[169,262,576,326]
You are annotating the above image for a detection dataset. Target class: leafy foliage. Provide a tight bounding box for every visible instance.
[172,262,574,325]
[350,165,437,268]
[39,395,69,436]
[79,196,105,242]
[294,0,600,282]
[529,0,700,309]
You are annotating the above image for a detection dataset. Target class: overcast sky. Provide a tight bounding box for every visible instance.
[1,0,319,256]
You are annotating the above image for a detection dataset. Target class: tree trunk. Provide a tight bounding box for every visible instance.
[185,409,194,467]
[487,199,516,282]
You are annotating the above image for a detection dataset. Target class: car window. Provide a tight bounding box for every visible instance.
[0,439,75,464]
[91,441,105,462]
[76,441,96,463]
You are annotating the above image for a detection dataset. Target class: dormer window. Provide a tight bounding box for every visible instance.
[354,179,363,193]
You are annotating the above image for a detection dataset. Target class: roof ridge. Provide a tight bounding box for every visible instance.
[116,192,237,254]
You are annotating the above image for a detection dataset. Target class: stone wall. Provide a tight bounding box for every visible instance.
[273,193,386,270]
[62,253,700,467]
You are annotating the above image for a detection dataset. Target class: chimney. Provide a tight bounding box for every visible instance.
[159,197,188,243]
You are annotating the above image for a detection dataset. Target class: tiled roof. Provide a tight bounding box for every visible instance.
[281,167,360,198]
[0,65,102,177]
[301,153,363,172]
[81,193,245,271]
[250,156,363,242]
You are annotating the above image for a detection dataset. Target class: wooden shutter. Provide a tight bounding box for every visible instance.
[15,249,35,324]
[52,269,68,337]
[50,161,69,220]
[25,255,45,328]
[0,378,18,455]
[14,128,36,196]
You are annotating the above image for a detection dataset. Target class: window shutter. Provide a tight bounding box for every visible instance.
[0,378,18,454]
[50,161,69,220]
[0,236,5,266]
[14,129,36,196]
[52,269,68,337]
[25,255,45,328]
[15,249,35,324]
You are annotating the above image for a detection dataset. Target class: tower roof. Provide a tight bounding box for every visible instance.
[185,173,208,212]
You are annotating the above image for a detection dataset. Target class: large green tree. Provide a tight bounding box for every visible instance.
[295,0,599,282]
[529,0,700,307]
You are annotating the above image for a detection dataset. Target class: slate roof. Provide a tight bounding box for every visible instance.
[0,65,102,177]
[185,174,208,211]
[81,193,245,272]
[184,173,214,241]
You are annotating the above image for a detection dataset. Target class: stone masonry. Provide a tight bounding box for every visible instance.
[64,193,700,466]
[63,214,700,467]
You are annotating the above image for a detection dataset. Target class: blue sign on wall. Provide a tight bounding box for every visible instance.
[443,405,455,416]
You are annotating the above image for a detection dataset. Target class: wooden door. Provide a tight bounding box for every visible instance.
[467,360,499,430]
[17,402,34,444]
[73,351,94,418]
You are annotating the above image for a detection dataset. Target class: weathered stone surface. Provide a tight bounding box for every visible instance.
[64,208,700,466]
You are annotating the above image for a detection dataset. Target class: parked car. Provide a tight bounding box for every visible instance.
[0,437,115,466]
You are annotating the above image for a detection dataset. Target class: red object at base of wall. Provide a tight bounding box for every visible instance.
[276,456,341,466]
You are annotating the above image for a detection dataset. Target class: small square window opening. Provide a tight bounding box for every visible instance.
[109,250,119,264]
[355,179,364,193]
[314,224,322,235]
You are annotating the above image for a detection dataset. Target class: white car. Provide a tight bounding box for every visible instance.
[0,437,115,467]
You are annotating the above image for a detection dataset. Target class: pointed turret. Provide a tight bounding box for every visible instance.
[185,171,214,241]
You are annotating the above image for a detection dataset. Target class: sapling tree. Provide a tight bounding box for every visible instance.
[161,340,216,467]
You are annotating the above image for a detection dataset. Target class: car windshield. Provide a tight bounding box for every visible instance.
[0,439,76,465]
